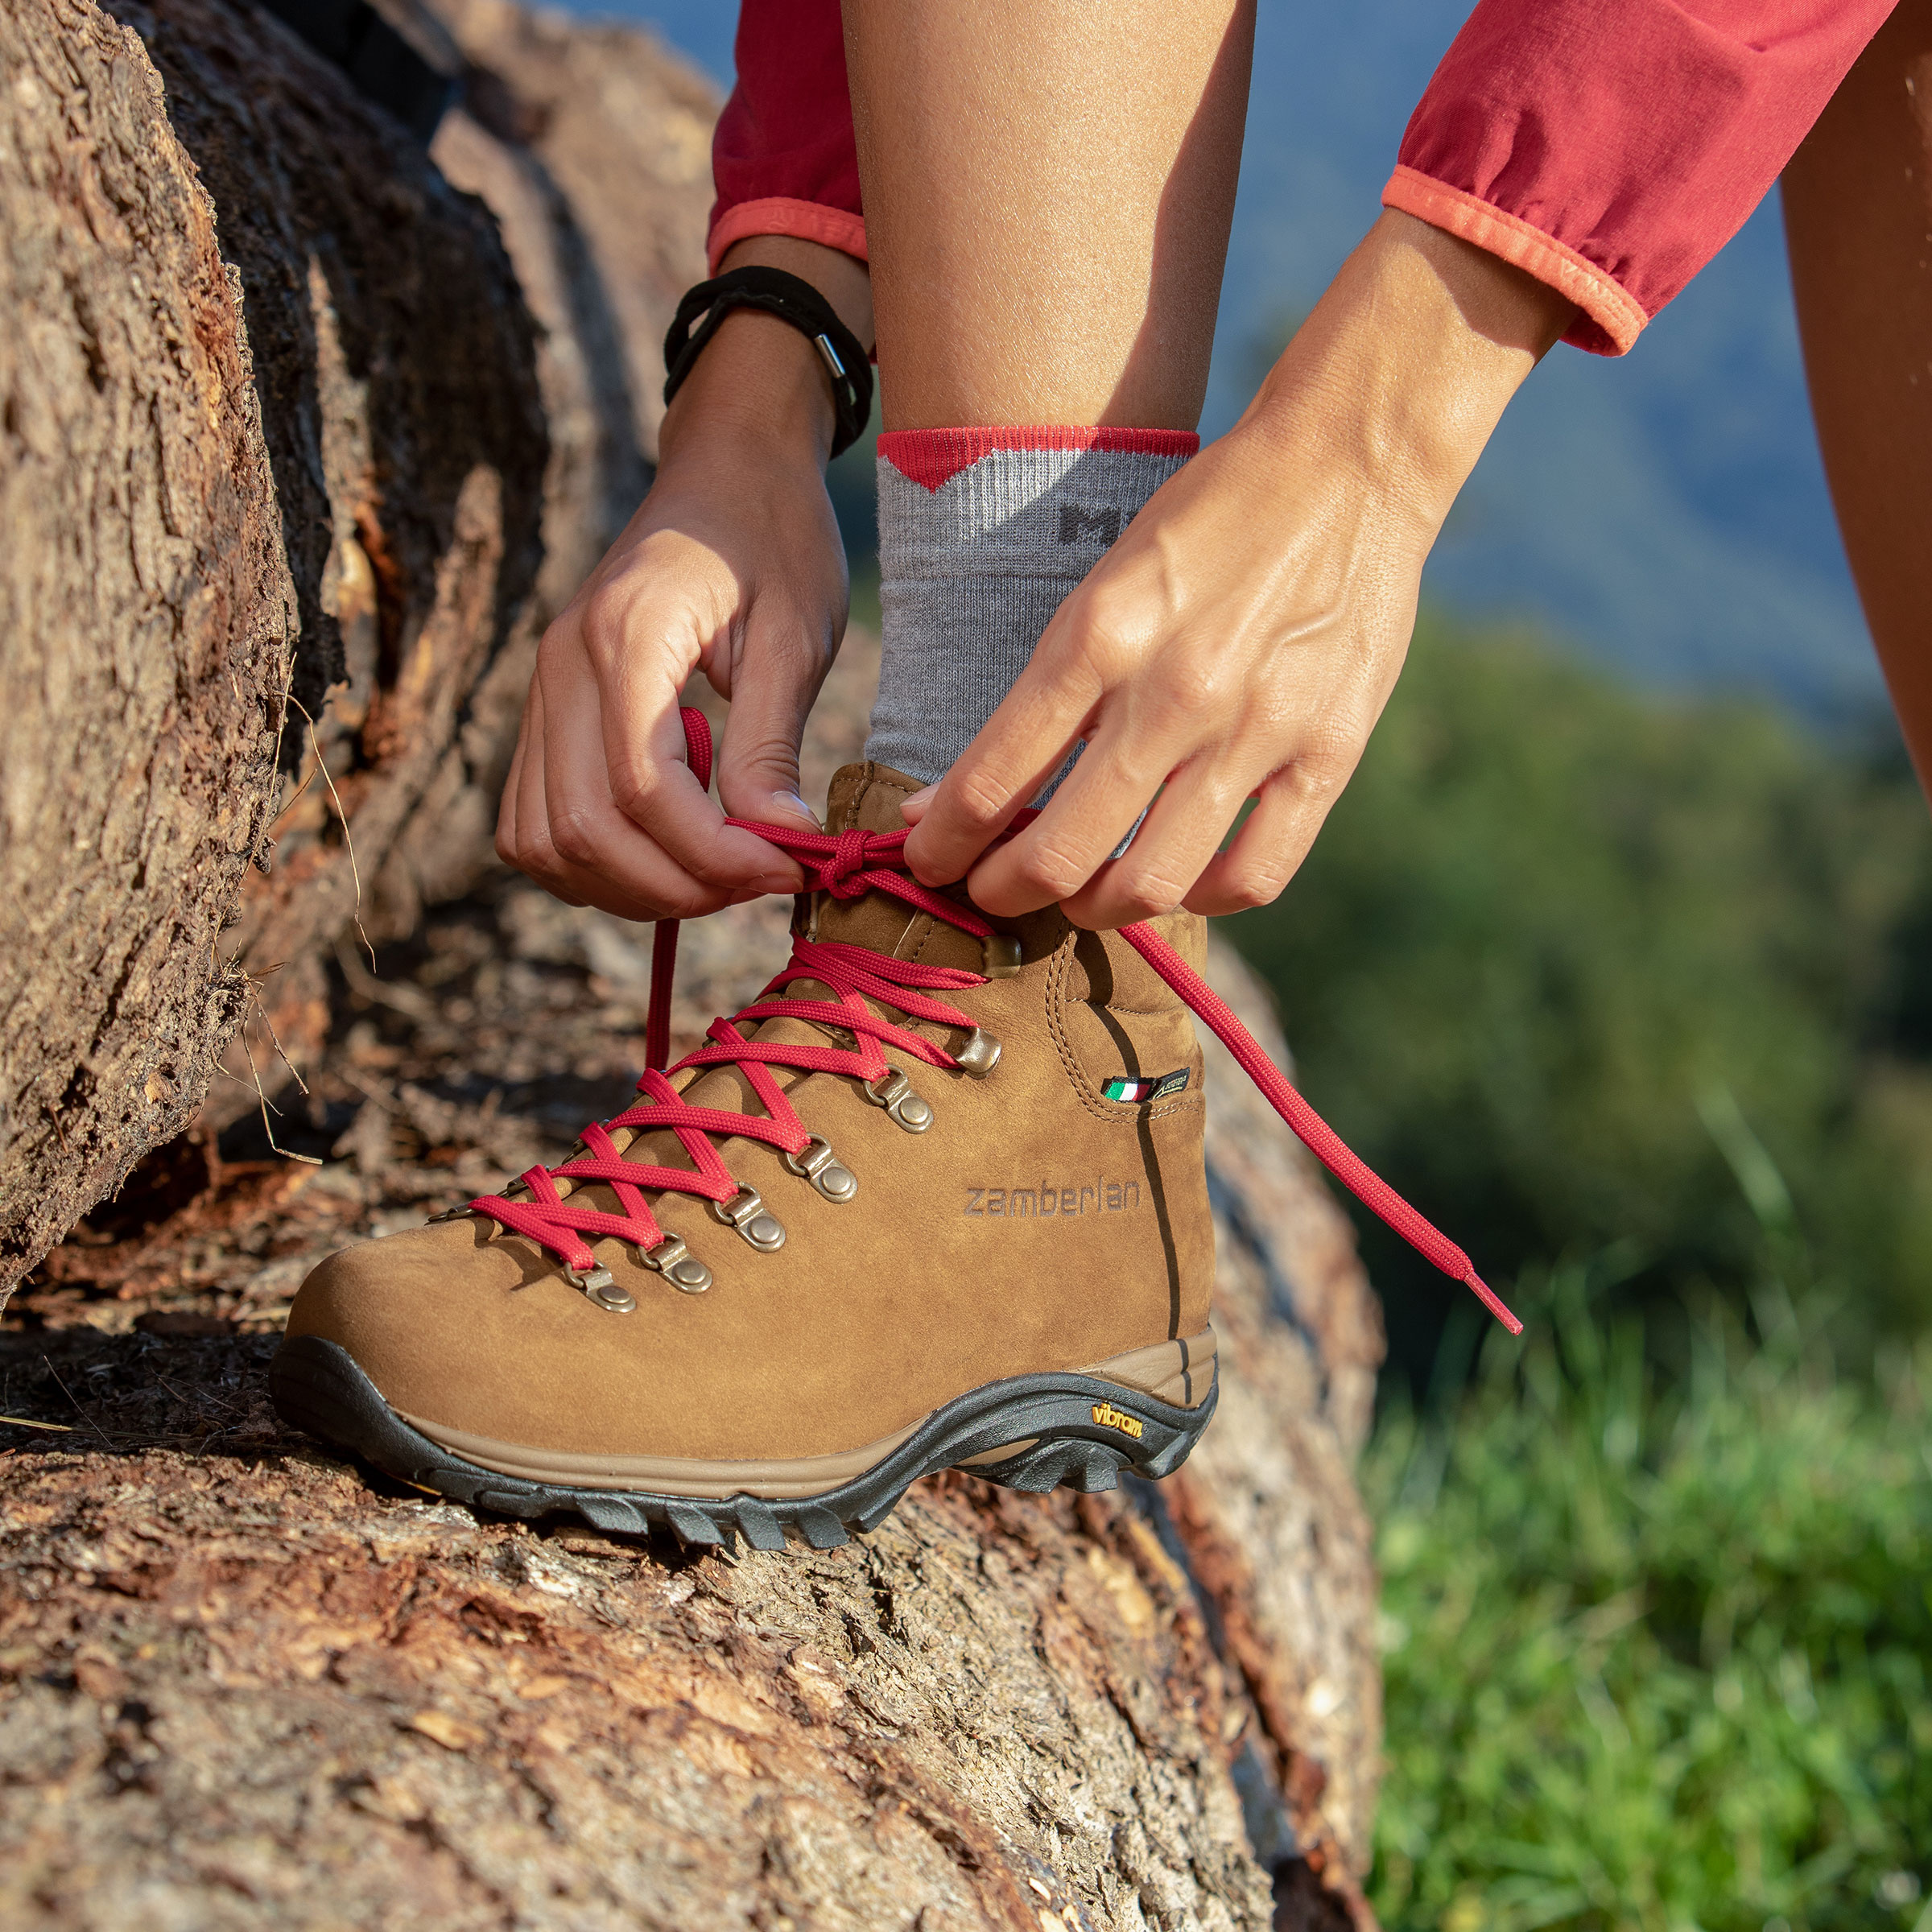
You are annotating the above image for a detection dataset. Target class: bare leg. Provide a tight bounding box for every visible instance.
[842,0,1254,431]
[1784,0,1932,786]
[845,2,1566,928]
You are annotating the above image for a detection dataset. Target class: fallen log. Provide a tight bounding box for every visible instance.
[11,629,1389,1924]
[0,934,1383,1930]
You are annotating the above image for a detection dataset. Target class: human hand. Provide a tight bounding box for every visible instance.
[899,211,1575,928]
[497,240,872,921]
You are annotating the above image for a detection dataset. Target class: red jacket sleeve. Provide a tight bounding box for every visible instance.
[708,0,865,274]
[1386,0,1896,354]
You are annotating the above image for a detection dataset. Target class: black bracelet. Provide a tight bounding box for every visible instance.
[663,267,873,459]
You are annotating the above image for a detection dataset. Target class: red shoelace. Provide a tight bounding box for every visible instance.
[473,710,1521,1334]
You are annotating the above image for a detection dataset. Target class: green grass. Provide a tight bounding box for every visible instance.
[1366,1259,1932,1931]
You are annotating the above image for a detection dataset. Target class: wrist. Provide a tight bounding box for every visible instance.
[659,314,839,469]
[658,235,875,474]
[1243,208,1575,533]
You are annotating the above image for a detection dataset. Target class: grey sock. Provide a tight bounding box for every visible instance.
[863,427,1197,788]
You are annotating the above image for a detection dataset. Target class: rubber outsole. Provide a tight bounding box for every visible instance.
[270,1334,1218,1550]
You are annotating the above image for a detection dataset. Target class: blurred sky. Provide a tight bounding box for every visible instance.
[565,0,1880,717]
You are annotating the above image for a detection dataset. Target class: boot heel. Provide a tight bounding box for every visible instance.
[984,1439,1130,1494]
[961,1373,1218,1496]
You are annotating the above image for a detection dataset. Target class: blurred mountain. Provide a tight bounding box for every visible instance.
[569,0,1881,717]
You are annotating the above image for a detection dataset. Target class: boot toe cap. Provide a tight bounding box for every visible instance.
[284,1217,568,1435]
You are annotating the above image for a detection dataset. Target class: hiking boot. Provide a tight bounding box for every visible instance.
[272,761,1223,1549]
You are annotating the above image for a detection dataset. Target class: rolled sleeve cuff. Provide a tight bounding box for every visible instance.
[1382,164,1649,357]
[707,198,870,276]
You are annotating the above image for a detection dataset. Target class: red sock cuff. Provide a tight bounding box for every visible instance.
[877,425,1199,493]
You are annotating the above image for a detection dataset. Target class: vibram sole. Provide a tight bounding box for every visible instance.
[270,1331,1218,1550]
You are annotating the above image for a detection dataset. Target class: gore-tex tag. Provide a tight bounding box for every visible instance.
[1101,1069,1190,1104]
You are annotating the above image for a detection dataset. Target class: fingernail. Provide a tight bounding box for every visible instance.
[900,784,938,821]
[753,873,800,895]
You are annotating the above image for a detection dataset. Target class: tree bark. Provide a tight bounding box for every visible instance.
[101,0,551,1129]
[0,0,296,1294]
[0,939,1384,1931]
[369,0,718,928]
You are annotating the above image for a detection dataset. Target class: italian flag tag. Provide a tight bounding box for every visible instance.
[1102,1069,1191,1104]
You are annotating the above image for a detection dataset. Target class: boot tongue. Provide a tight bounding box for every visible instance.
[813,762,988,973]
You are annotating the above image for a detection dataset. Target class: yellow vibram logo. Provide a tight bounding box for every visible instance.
[1091,1401,1144,1440]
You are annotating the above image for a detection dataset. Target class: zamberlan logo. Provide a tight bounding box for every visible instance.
[964,1178,1141,1217]
[1091,1401,1144,1440]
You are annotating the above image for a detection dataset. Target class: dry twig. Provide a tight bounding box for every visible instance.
[288,694,376,971]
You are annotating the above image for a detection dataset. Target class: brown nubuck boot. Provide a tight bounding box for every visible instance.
[273,763,1224,1549]
[275,742,1516,1550]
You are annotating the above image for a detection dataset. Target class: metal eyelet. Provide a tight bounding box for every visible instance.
[954,1029,1001,1078]
[983,934,1023,977]
[567,1261,637,1314]
[712,1186,786,1252]
[643,1234,713,1294]
[784,1137,857,1201]
[865,1067,934,1133]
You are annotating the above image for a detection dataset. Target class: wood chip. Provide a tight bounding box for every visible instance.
[407,1709,486,1752]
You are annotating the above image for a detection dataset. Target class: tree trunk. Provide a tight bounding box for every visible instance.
[0,0,296,1294]
[2,0,716,1286]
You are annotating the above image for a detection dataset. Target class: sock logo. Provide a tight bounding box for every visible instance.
[1091,1400,1144,1439]
[1058,504,1121,546]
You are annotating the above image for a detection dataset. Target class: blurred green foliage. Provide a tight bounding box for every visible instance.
[1227,618,1932,1369]
[1365,1262,1932,1930]
[1224,621,1932,1921]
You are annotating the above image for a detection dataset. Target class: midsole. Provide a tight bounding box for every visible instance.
[395,1328,1216,1497]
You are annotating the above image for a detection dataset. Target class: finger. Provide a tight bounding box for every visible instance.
[597,637,804,892]
[1183,766,1339,917]
[714,610,830,840]
[534,671,749,917]
[511,667,702,917]
[901,629,1101,886]
[494,700,532,867]
[1060,756,1254,931]
[963,714,1184,919]
[503,686,588,908]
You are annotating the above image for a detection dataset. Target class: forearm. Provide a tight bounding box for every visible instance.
[1783,0,1932,795]
[1237,209,1574,534]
